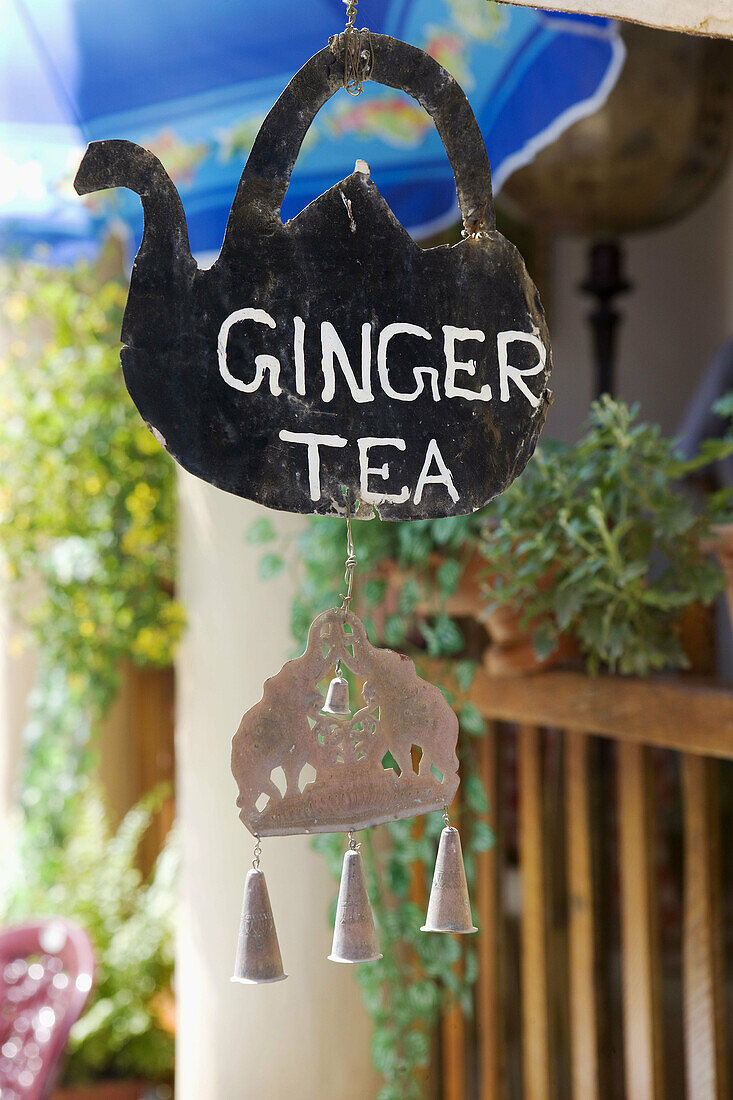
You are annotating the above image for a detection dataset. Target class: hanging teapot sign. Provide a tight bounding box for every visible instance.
[74,33,552,520]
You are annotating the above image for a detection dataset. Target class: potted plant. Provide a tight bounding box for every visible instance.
[0,788,177,1098]
[478,396,733,676]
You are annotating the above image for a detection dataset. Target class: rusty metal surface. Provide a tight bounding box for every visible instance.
[74,32,551,521]
[231,609,459,836]
[500,23,733,235]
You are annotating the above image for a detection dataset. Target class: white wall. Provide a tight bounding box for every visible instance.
[544,160,733,442]
[0,596,36,828]
[175,472,378,1100]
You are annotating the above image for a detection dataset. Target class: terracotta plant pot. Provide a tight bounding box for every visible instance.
[376,552,580,675]
[448,551,581,675]
[483,628,581,676]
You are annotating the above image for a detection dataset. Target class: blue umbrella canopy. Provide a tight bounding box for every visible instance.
[1,0,623,259]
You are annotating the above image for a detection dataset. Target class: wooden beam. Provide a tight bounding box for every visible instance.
[564,732,600,1100]
[476,724,504,1100]
[456,667,733,759]
[519,725,551,1100]
[617,742,664,1100]
[496,0,733,39]
[441,1002,466,1100]
[682,755,728,1100]
[131,665,175,871]
[441,775,466,1100]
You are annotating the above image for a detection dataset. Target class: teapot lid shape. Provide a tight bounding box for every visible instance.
[74,33,552,521]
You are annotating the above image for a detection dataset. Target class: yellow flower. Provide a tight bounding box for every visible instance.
[85,476,102,495]
[125,481,159,518]
[79,620,95,637]
[5,294,28,324]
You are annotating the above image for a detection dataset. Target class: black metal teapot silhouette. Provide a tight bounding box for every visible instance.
[74,33,552,520]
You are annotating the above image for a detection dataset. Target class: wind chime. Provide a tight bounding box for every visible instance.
[230,507,475,982]
[74,0,552,984]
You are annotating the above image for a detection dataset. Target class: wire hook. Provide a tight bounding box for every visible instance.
[339,503,357,613]
[342,0,373,96]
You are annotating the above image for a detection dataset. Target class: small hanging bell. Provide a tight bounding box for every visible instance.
[329,841,383,964]
[321,673,351,718]
[231,865,287,984]
[421,824,478,934]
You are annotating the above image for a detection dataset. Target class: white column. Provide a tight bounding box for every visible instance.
[176,471,378,1099]
[0,589,37,828]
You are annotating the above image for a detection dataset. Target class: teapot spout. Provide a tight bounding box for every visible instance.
[75,140,195,273]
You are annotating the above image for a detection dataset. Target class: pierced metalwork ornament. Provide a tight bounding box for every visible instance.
[231,606,459,837]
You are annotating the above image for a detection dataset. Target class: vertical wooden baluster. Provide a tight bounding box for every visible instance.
[476,722,503,1100]
[564,731,599,1100]
[131,664,175,871]
[519,724,551,1100]
[682,755,728,1100]
[442,1005,467,1100]
[441,777,466,1100]
[409,814,432,1097]
[617,741,664,1100]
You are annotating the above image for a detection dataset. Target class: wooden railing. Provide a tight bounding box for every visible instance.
[438,667,733,1100]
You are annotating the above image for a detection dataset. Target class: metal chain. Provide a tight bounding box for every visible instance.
[348,830,361,851]
[252,834,262,870]
[339,505,357,613]
[344,0,358,28]
[442,808,451,828]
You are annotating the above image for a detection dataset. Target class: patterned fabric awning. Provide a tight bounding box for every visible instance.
[1,0,624,260]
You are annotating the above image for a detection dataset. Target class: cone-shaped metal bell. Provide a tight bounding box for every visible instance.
[231,868,287,984]
[421,826,478,934]
[322,674,351,718]
[328,848,383,963]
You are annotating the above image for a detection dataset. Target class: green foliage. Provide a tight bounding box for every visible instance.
[0,260,184,844]
[255,395,730,1093]
[481,396,733,675]
[0,787,177,1085]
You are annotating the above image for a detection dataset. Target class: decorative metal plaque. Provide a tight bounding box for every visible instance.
[74,32,552,521]
[231,609,459,836]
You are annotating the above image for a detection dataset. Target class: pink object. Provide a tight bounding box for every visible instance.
[0,919,95,1100]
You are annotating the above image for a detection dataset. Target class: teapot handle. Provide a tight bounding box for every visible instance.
[221,32,494,256]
